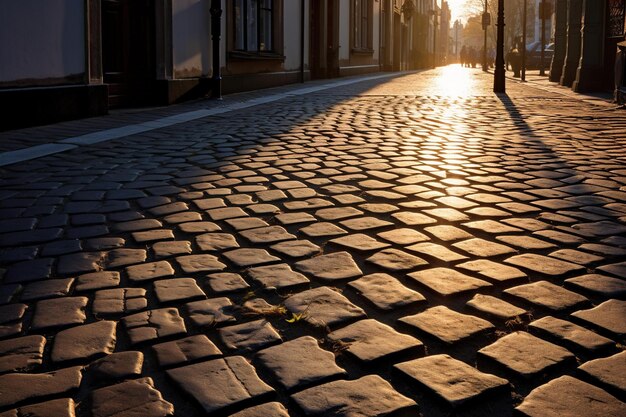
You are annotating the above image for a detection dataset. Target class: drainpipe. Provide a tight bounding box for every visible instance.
[210,0,222,99]
[301,0,305,82]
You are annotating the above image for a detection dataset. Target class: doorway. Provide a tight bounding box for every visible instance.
[101,0,156,107]
[310,0,339,79]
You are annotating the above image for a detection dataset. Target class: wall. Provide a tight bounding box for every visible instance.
[0,0,85,86]
[284,0,309,71]
[172,0,211,78]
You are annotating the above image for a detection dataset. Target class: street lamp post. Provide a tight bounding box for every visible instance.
[210,0,222,100]
[522,0,527,81]
[540,0,547,76]
[482,0,488,72]
[493,0,505,92]
[433,10,438,68]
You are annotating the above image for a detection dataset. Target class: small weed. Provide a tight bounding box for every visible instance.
[285,311,308,323]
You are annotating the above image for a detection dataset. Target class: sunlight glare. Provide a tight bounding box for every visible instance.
[434,65,473,96]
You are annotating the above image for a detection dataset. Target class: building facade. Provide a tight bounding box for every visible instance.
[0,0,440,130]
[550,0,625,95]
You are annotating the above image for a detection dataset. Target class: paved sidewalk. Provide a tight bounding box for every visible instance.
[1,66,625,417]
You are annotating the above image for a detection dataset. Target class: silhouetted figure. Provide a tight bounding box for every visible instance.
[507,46,521,77]
[460,45,468,67]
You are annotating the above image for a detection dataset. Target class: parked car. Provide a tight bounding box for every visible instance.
[524,41,554,70]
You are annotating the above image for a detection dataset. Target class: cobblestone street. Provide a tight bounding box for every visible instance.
[1,66,625,417]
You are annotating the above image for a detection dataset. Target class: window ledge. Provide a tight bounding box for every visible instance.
[228,51,285,61]
[351,48,374,55]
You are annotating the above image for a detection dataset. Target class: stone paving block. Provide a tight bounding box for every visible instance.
[167,356,274,415]
[478,331,575,379]
[239,226,296,244]
[0,335,45,373]
[463,219,522,234]
[399,306,494,344]
[206,207,248,221]
[75,271,120,291]
[597,261,626,279]
[127,260,174,282]
[284,286,366,329]
[423,225,473,241]
[392,211,438,225]
[153,240,192,258]
[405,242,468,262]
[219,319,282,352]
[571,299,626,338]
[504,253,585,277]
[452,238,516,257]
[91,377,174,417]
[504,281,589,312]
[179,221,221,233]
[299,222,348,238]
[270,239,321,258]
[348,273,425,311]
[186,297,236,327]
[0,365,82,408]
[328,319,423,362]
[223,248,280,267]
[456,259,527,282]
[132,229,174,243]
[0,398,76,417]
[93,288,146,316]
[564,273,626,298]
[247,264,310,290]
[515,375,626,417]
[4,258,55,284]
[578,350,626,397]
[291,374,417,417]
[256,336,346,390]
[51,320,116,363]
[275,212,317,225]
[154,278,205,303]
[329,233,391,252]
[122,308,186,345]
[548,249,604,266]
[377,228,430,245]
[87,351,143,380]
[225,217,268,230]
[205,272,250,293]
[466,294,527,321]
[533,229,586,245]
[104,248,147,268]
[229,402,290,417]
[31,297,88,330]
[395,354,508,407]
[366,248,428,271]
[339,216,394,231]
[494,235,557,250]
[295,251,362,281]
[112,219,162,233]
[0,303,27,324]
[529,316,615,354]
[21,278,74,301]
[177,254,226,273]
[421,208,470,222]
[315,207,363,220]
[407,267,491,296]
[153,335,221,368]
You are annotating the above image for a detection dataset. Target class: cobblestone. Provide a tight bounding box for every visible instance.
[2,67,626,416]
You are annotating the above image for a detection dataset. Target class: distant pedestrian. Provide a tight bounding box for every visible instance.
[460,45,468,67]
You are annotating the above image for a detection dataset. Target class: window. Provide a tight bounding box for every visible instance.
[234,0,273,52]
[353,0,373,51]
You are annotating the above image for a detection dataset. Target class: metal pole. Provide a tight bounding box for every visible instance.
[210,0,222,99]
[540,0,546,75]
[433,11,437,68]
[482,0,488,71]
[522,0,527,81]
[493,0,505,92]
[300,0,305,83]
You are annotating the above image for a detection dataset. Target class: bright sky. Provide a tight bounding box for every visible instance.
[446,0,468,23]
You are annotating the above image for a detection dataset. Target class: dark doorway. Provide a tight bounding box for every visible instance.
[310,0,339,79]
[102,0,156,107]
[393,12,401,71]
